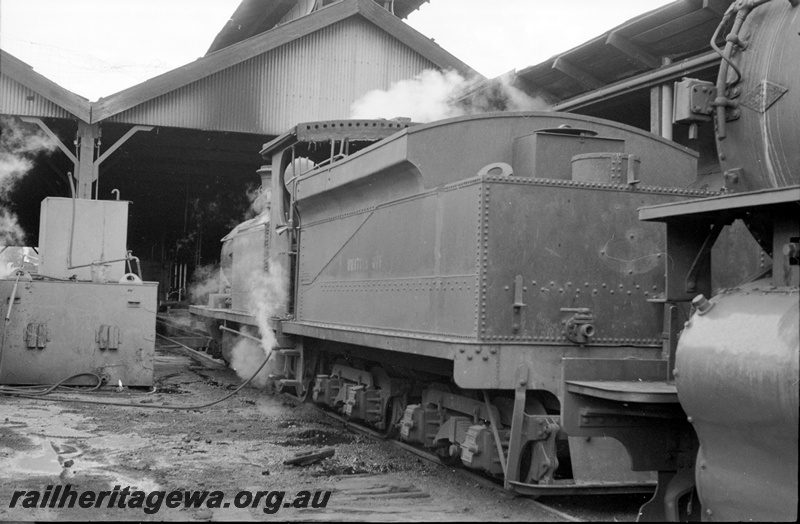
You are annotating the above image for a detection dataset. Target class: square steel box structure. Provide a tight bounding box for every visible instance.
[38,197,130,281]
[0,278,156,386]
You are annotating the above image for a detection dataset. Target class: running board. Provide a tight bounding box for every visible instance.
[561,358,698,521]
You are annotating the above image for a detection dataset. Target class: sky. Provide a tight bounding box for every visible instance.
[0,0,674,101]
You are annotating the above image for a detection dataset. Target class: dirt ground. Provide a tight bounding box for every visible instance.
[0,343,572,522]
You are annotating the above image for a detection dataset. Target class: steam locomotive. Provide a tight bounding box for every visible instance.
[191,0,798,520]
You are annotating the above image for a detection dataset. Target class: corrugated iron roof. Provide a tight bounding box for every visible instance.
[514,0,732,104]
[206,0,429,55]
[92,0,475,125]
[102,16,441,135]
[0,50,91,122]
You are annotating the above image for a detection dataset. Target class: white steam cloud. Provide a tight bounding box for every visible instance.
[229,330,273,389]
[245,184,271,219]
[211,262,289,388]
[350,69,550,123]
[0,246,38,279]
[1,116,59,246]
[188,263,227,305]
[0,210,27,246]
[230,261,288,387]
[191,254,286,387]
[248,261,288,354]
[1,116,58,196]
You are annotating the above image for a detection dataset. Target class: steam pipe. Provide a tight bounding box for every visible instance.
[220,324,264,344]
[67,172,75,198]
[68,252,141,280]
[0,271,23,378]
[4,272,21,323]
[68,259,122,270]
[127,253,142,279]
[712,4,750,139]
[68,186,77,269]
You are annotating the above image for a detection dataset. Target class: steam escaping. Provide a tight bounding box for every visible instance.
[229,331,273,388]
[351,69,467,122]
[0,246,38,279]
[246,260,288,355]
[191,257,286,387]
[1,116,59,247]
[188,263,227,305]
[229,260,288,387]
[0,116,58,196]
[350,69,551,123]
[0,210,27,247]
[245,183,271,218]
[460,73,552,114]
[239,176,272,224]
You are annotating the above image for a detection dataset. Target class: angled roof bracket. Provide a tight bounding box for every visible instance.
[552,57,604,91]
[605,32,661,70]
[19,117,78,165]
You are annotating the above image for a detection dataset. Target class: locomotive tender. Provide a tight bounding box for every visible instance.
[192,0,798,520]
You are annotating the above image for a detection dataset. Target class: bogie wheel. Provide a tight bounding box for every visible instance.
[377,396,405,439]
[296,347,318,402]
[435,442,463,467]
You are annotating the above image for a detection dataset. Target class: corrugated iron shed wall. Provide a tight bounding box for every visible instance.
[0,73,74,119]
[105,17,435,134]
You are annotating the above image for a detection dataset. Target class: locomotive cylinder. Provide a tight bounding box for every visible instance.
[676,281,799,521]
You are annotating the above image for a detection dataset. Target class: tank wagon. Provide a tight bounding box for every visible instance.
[191,0,798,519]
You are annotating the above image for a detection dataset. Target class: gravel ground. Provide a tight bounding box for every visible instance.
[0,343,575,522]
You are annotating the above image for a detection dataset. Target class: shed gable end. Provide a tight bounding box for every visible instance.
[105,17,436,134]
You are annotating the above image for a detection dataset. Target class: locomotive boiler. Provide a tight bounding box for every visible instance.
[190,0,798,520]
[639,0,799,520]
[564,0,798,520]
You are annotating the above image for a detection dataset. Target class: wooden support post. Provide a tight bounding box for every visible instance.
[76,121,100,199]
